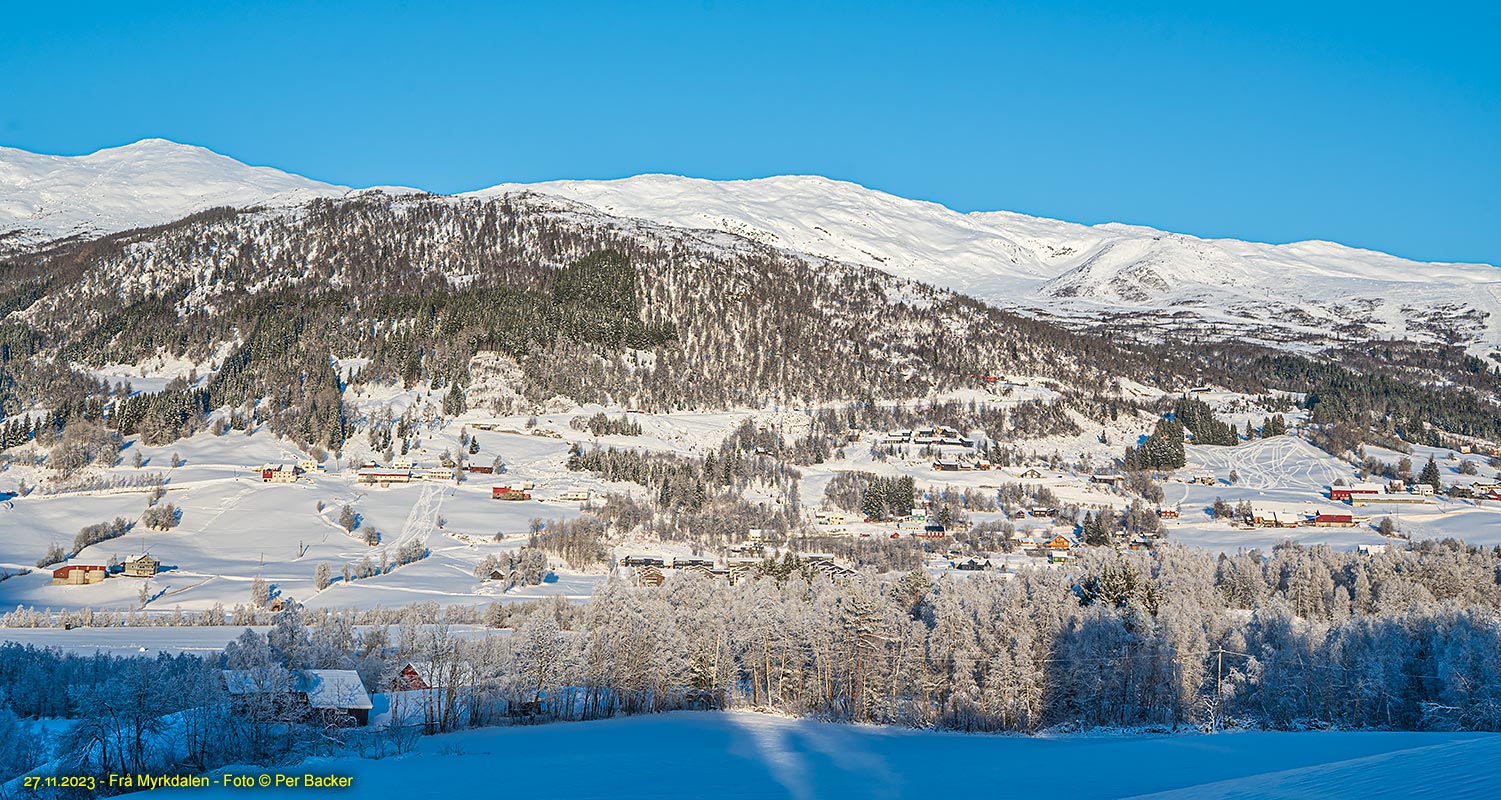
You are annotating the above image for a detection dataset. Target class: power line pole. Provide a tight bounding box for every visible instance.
[1215,647,1224,732]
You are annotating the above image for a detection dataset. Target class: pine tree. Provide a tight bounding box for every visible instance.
[442,382,466,416]
[1421,456,1442,490]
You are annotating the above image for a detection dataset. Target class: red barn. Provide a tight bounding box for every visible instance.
[1312,513,1355,527]
[52,565,108,585]
[1330,483,1383,502]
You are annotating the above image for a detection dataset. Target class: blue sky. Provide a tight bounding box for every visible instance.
[3,1,1497,264]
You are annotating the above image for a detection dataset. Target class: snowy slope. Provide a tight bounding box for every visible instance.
[0,139,356,250]
[4,139,1498,351]
[173,711,1501,800]
[471,175,1501,352]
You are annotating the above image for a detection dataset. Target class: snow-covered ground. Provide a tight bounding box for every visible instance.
[182,711,1501,799]
[6,392,1501,614]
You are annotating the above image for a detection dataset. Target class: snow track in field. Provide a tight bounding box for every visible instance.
[1185,436,1353,492]
[384,482,447,556]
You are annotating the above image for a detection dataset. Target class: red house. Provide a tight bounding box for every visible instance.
[1312,513,1355,527]
[492,486,530,500]
[1330,483,1383,502]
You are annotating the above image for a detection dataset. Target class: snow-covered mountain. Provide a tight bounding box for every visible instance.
[3,140,1498,354]
[0,139,356,251]
[471,175,1501,353]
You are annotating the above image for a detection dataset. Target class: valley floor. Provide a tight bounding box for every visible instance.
[181,711,1501,799]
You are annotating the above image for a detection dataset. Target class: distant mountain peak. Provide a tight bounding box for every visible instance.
[0,138,349,250]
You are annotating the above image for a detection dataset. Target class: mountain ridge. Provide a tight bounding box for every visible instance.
[2,139,1497,354]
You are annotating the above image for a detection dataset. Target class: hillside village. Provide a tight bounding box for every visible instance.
[4,364,1501,622]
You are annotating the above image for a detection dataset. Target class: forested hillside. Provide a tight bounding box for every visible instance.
[0,193,1193,448]
[0,191,1498,458]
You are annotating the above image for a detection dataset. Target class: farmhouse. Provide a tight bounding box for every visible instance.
[302,670,374,725]
[122,554,159,577]
[814,510,848,525]
[1157,509,1180,519]
[1042,534,1075,550]
[419,467,459,482]
[492,486,531,500]
[260,464,299,483]
[357,467,411,486]
[917,524,946,540]
[727,558,760,584]
[621,555,666,568]
[1330,482,1384,502]
[954,558,991,571]
[224,669,372,726]
[1310,513,1356,527]
[1350,494,1430,506]
[51,565,107,585]
[393,661,470,691]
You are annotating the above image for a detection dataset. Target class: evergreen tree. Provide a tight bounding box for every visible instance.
[1420,456,1442,490]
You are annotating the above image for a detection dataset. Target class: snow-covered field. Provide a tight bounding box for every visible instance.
[183,711,1501,799]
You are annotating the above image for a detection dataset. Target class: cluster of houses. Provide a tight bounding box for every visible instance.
[622,551,856,586]
[933,458,993,472]
[50,554,160,586]
[355,458,460,487]
[258,460,322,483]
[1466,482,1501,501]
[493,487,589,503]
[884,426,975,448]
[1016,532,1079,562]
